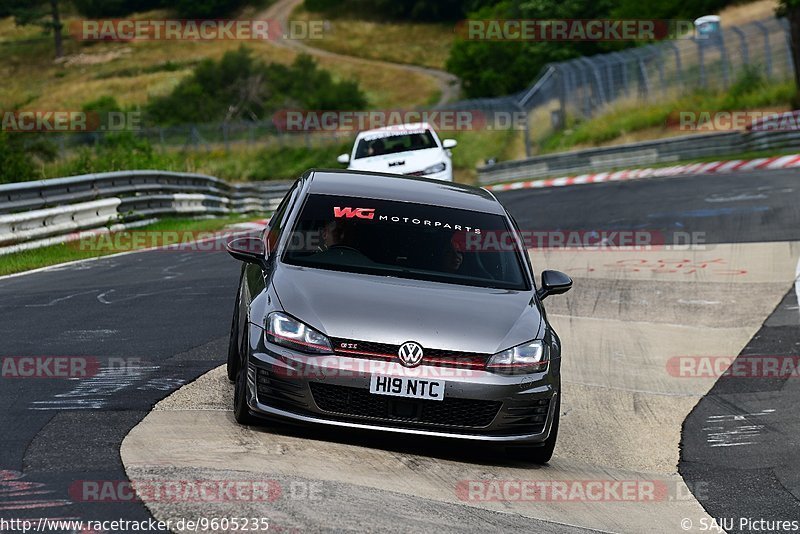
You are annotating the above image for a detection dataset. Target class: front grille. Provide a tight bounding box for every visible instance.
[330,338,489,369]
[309,382,501,429]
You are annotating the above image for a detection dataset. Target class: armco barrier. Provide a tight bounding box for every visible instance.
[477,129,800,185]
[0,171,292,254]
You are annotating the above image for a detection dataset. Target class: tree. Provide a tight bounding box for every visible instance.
[2,0,65,58]
[778,0,800,103]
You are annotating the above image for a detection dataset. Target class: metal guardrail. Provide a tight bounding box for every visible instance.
[0,171,292,252]
[477,129,800,185]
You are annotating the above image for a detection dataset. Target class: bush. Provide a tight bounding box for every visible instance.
[0,133,37,183]
[0,132,57,184]
[446,0,744,98]
[146,47,367,126]
[54,132,166,176]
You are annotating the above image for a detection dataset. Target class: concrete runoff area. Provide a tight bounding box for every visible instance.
[121,241,800,533]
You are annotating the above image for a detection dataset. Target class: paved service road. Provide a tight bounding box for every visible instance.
[2,169,799,532]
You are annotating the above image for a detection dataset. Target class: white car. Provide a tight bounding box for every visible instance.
[337,123,457,182]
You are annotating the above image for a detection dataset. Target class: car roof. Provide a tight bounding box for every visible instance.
[305,169,506,215]
[356,122,433,138]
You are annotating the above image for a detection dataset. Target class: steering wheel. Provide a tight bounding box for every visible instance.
[327,244,362,254]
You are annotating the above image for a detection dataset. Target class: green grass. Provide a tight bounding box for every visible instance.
[25,138,351,184]
[449,129,525,184]
[0,214,264,277]
[292,8,454,70]
[32,129,522,185]
[538,78,797,154]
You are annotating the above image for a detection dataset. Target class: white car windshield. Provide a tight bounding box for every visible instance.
[354,130,438,159]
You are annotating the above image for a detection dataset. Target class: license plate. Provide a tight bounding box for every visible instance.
[369,375,445,401]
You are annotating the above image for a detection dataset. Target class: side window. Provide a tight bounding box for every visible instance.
[507,212,534,281]
[265,182,298,253]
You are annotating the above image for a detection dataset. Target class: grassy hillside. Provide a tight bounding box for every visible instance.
[290,7,454,69]
[0,8,438,113]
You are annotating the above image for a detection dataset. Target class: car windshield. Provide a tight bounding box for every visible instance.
[282,194,529,290]
[354,130,438,159]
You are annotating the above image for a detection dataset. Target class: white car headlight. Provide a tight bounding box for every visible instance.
[487,340,548,374]
[266,312,332,354]
[422,162,447,174]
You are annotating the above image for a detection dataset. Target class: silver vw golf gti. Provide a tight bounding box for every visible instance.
[226,169,572,463]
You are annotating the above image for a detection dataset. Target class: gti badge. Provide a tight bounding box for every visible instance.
[397,341,424,368]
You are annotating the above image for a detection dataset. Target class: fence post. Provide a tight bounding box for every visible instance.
[610,51,631,97]
[579,56,606,107]
[594,55,615,105]
[515,101,532,157]
[574,61,592,117]
[779,18,794,80]
[696,39,707,88]
[730,26,750,67]
[654,47,666,97]
[633,48,651,99]
[753,21,773,78]
[718,34,731,88]
[556,65,567,131]
[664,42,683,91]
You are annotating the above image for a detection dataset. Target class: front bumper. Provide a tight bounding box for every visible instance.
[244,334,559,444]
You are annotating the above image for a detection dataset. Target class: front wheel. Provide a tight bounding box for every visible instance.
[233,364,257,426]
[226,294,240,383]
[233,322,257,426]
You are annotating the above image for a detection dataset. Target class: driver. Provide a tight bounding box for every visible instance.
[440,237,464,273]
[318,219,354,252]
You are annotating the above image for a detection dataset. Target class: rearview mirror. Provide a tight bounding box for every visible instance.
[442,139,457,149]
[337,153,350,164]
[537,270,572,300]
[226,237,267,266]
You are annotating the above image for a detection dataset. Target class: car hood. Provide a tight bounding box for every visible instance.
[347,148,444,175]
[271,264,542,355]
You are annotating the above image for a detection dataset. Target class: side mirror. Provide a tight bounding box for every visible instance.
[337,153,350,164]
[537,270,572,300]
[227,237,267,267]
[442,139,457,149]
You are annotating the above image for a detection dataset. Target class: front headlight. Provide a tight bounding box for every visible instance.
[423,162,447,174]
[265,312,332,354]
[486,340,548,374]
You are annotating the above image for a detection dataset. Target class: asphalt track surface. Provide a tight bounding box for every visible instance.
[1,168,799,533]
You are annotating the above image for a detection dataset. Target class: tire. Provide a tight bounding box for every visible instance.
[233,362,257,426]
[508,396,560,465]
[233,323,258,426]
[226,292,241,383]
